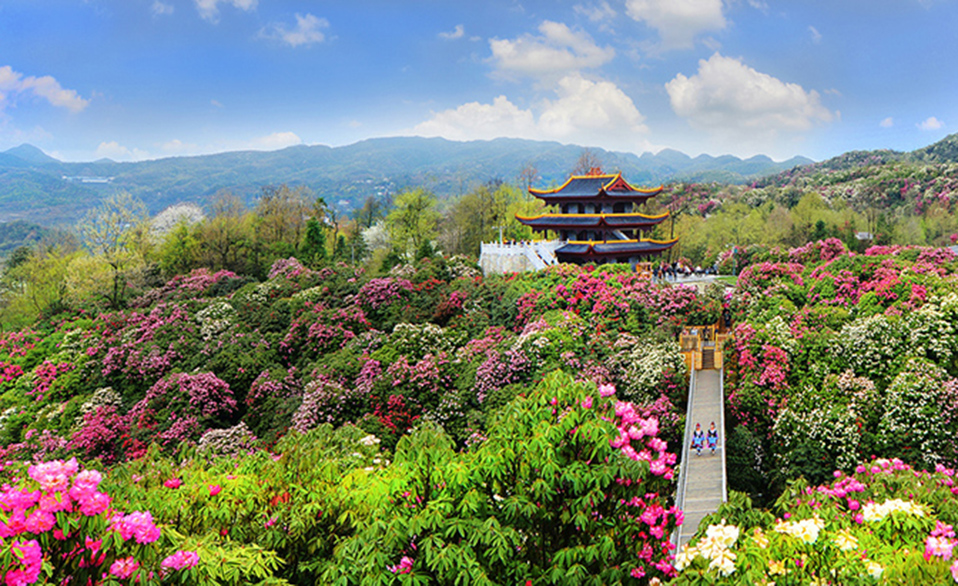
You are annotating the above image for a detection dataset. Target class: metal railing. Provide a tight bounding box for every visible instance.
[672,365,697,548]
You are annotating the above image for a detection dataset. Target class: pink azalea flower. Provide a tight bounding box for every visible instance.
[209,484,222,497]
[110,556,140,579]
[164,478,182,489]
[162,550,200,570]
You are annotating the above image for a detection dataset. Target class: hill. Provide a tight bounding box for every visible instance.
[0,138,812,225]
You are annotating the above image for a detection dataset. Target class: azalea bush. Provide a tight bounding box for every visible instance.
[0,457,206,586]
[673,458,958,585]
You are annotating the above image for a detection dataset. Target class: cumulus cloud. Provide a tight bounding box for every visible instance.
[666,53,834,139]
[625,0,726,50]
[262,13,329,47]
[880,117,894,128]
[195,0,257,23]
[413,74,651,152]
[439,24,465,40]
[0,65,89,113]
[918,116,944,131]
[95,141,150,161]
[249,131,302,150]
[151,1,174,16]
[161,139,200,154]
[489,21,614,80]
[539,74,648,138]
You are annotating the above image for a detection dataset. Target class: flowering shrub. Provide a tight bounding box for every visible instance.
[128,371,237,449]
[324,372,682,585]
[674,458,958,584]
[0,458,199,585]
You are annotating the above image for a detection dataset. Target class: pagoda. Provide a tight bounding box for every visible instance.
[516,169,677,265]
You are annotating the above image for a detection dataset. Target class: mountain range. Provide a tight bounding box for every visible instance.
[0,137,813,226]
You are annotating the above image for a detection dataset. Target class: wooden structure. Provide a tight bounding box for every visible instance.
[516,170,678,265]
[680,324,730,371]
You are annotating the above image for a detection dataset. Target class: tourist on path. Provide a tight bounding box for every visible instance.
[691,423,705,456]
[707,422,718,455]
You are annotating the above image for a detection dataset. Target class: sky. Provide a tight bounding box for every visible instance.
[0,0,955,163]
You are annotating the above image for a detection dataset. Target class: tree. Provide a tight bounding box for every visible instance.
[572,148,603,175]
[198,190,252,273]
[255,184,312,260]
[301,218,327,267]
[158,220,201,277]
[385,188,439,261]
[80,191,149,309]
[354,196,385,229]
[518,160,540,191]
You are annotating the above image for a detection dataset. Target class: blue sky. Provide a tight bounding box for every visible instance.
[0,0,955,162]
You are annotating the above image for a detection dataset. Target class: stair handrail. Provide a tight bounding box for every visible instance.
[719,367,728,503]
[672,365,697,548]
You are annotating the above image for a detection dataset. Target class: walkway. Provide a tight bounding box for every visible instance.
[673,368,727,548]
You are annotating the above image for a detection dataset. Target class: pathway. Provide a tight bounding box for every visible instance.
[673,368,727,548]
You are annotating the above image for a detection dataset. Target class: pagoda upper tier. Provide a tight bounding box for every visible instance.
[517,170,676,265]
[529,172,663,208]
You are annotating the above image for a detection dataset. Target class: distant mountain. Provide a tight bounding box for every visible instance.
[3,144,59,165]
[0,137,814,225]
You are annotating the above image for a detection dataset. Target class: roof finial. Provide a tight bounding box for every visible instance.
[586,166,603,176]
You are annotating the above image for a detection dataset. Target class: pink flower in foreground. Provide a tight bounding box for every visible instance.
[162,550,200,570]
[28,458,78,493]
[951,559,958,582]
[164,478,182,489]
[388,556,414,574]
[209,484,222,497]
[112,511,161,543]
[925,535,955,561]
[6,539,42,586]
[110,556,140,579]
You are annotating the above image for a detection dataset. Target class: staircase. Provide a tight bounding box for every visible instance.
[701,346,715,370]
[673,368,727,547]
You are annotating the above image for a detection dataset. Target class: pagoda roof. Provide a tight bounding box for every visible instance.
[556,238,678,258]
[529,172,663,202]
[516,211,668,231]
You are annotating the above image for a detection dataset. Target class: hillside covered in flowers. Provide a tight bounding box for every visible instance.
[5,238,958,584]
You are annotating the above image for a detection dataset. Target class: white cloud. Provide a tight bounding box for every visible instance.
[249,131,302,150]
[666,53,834,137]
[574,2,616,22]
[161,139,200,154]
[809,26,822,43]
[539,74,648,139]
[413,96,537,141]
[918,116,944,130]
[625,0,726,50]
[95,141,151,161]
[489,21,614,80]
[211,99,223,108]
[439,24,465,40]
[880,117,894,128]
[195,0,257,23]
[413,74,651,152]
[262,13,329,47]
[0,65,89,113]
[151,1,174,16]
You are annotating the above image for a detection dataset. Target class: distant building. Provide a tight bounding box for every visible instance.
[515,169,677,265]
[855,231,873,241]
